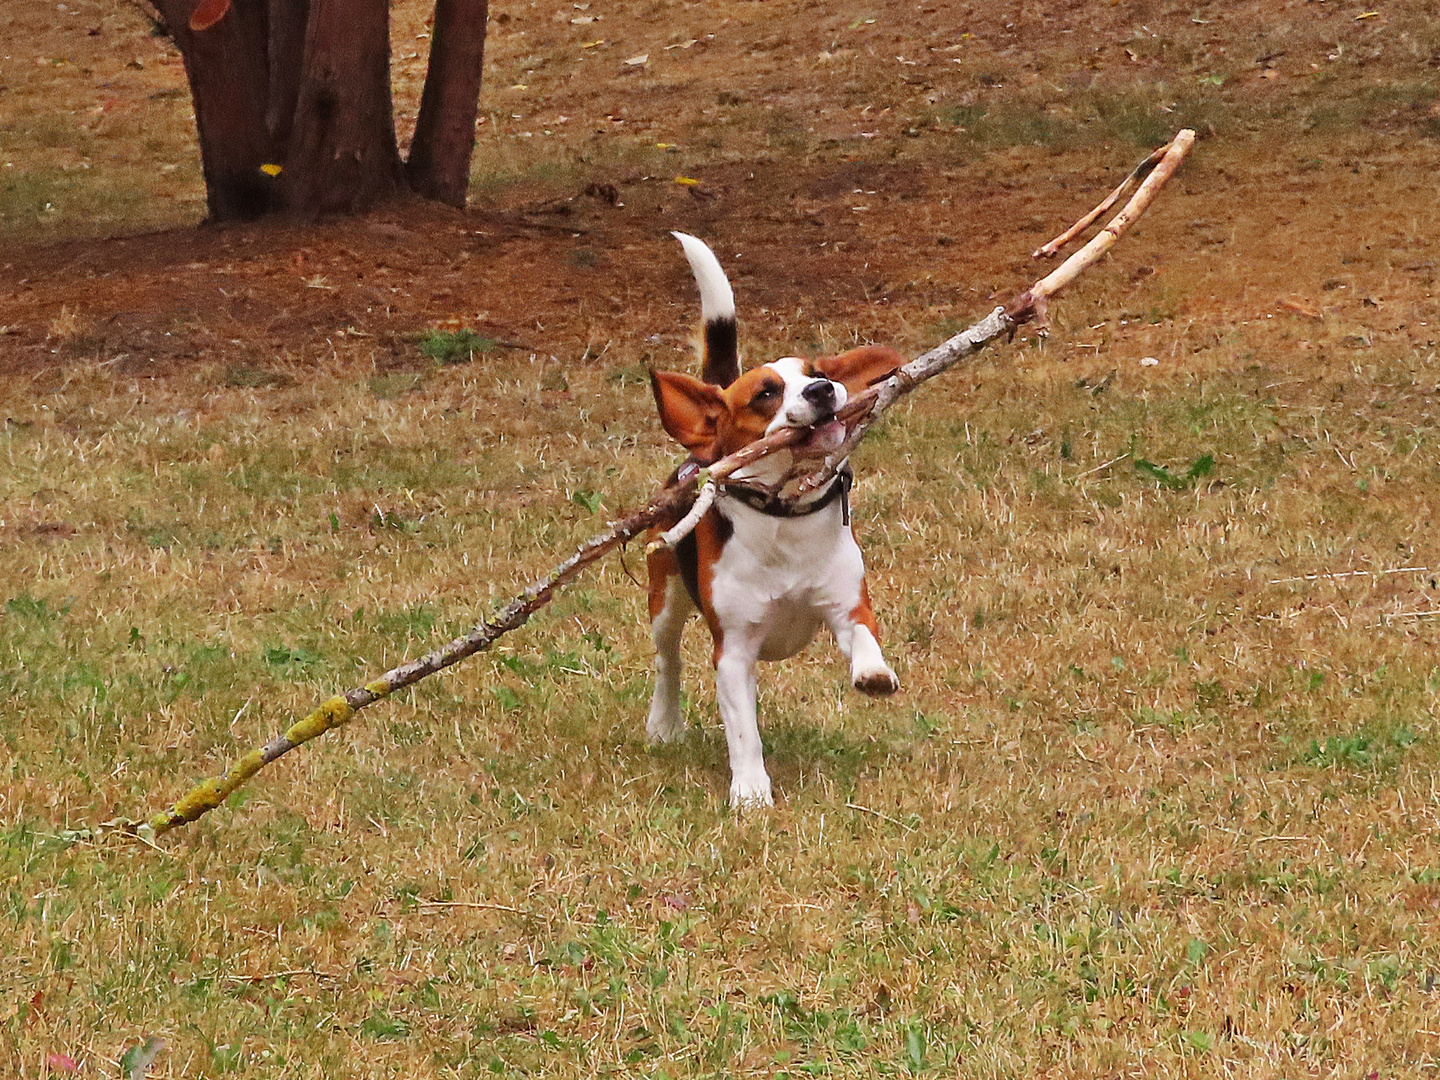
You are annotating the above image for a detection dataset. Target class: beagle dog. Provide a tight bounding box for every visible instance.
[645,232,903,808]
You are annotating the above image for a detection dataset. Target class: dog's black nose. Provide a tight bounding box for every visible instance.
[801,380,836,409]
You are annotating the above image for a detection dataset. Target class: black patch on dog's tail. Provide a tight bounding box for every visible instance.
[702,316,739,387]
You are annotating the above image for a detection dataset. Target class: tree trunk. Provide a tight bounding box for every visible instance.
[265,0,310,152]
[153,0,278,220]
[280,0,404,216]
[406,0,490,207]
[150,0,488,221]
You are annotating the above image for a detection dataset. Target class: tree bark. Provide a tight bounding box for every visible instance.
[280,0,404,216]
[151,0,488,220]
[153,0,277,220]
[265,0,310,152]
[406,0,490,207]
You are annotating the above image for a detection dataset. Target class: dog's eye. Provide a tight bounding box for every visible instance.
[752,384,780,403]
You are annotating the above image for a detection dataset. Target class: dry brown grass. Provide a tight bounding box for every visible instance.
[4,0,1440,1077]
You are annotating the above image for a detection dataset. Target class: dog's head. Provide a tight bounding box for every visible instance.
[650,346,903,465]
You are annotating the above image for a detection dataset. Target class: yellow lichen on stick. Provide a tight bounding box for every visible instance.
[282,695,356,745]
[147,746,269,833]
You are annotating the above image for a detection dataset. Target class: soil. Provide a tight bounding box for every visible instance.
[2,0,1438,381]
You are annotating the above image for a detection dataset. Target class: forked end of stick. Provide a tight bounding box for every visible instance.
[1031,138,1180,260]
[649,479,718,552]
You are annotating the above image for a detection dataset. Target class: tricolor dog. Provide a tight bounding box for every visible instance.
[645,232,904,808]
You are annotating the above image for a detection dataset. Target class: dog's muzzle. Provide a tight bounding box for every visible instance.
[801,379,837,414]
[786,378,841,429]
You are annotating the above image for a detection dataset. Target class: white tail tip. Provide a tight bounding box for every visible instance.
[671,231,736,322]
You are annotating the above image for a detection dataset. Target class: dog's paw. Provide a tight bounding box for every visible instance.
[853,664,899,696]
[729,773,774,810]
[646,714,686,743]
[646,697,686,743]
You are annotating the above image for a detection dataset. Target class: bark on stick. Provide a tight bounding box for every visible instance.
[127,131,1194,841]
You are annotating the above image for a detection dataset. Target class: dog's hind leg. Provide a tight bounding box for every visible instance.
[646,572,693,742]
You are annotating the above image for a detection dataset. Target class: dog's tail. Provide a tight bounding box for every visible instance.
[672,231,739,387]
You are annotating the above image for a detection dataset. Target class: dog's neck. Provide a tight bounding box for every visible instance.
[722,466,852,525]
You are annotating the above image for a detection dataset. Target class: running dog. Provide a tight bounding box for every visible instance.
[645,232,903,807]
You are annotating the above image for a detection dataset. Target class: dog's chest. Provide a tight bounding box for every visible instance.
[711,501,847,605]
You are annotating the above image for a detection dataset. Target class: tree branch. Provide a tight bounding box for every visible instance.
[115,130,1194,842]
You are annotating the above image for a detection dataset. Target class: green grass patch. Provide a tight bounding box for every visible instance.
[417,328,499,365]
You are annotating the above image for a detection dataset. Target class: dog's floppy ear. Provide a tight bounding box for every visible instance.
[813,345,905,396]
[650,370,727,459]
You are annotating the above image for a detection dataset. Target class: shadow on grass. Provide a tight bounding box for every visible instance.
[644,706,899,803]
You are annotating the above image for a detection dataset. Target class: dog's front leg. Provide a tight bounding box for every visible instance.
[826,596,899,697]
[713,633,772,808]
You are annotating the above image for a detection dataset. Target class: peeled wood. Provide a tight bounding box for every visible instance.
[125,131,1194,841]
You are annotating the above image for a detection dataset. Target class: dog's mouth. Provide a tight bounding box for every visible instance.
[792,417,847,456]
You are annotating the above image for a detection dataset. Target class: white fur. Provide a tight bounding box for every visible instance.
[671,231,735,323]
[647,488,898,810]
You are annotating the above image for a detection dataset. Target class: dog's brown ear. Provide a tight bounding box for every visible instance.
[813,345,905,396]
[650,370,726,459]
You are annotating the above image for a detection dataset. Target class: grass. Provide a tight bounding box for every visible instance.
[418,328,501,366]
[3,313,1440,1077]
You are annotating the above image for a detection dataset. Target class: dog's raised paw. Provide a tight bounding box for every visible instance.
[853,666,899,696]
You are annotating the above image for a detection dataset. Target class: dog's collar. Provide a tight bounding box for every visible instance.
[722,465,853,526]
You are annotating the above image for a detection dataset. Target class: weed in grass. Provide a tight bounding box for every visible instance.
[1298,724,1419,771]
[220,363,293,390]
[418,327,498,365]
[1133,452,1214,490]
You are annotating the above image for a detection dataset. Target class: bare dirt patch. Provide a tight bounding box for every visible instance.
[2,0,1437,390]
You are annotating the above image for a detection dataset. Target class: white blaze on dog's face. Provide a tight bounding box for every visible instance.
[764,357,847,431]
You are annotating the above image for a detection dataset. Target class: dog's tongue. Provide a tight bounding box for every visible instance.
[805,418,846,453]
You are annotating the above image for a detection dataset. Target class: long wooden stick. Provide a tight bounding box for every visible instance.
[122,130,1193,842]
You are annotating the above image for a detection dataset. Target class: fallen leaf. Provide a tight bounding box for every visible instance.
[625,53,649,66]
[46,1054,79,1073]
[188,0,231,32]
[673,176,701,186]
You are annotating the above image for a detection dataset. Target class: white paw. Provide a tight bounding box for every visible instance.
[646,705,685,743]
[853,663,899,696]
[729,773,774,810]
